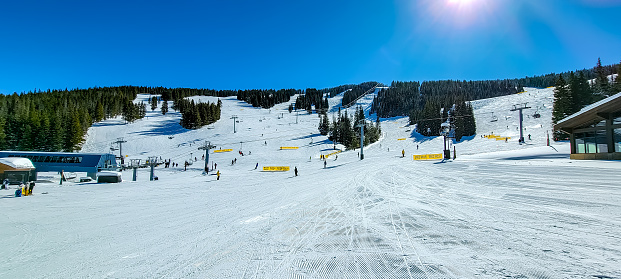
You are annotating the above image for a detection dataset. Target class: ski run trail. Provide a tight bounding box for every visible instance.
[1,87,621,279]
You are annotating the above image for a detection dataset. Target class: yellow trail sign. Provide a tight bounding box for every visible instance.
[325,150,342,158]
[214,149,233,153]
[397,138,407,141]
[413,153,443,160]
[280,147,299,150]
[262,166,290,172]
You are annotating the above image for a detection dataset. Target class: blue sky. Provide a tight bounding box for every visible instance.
[1,0,620,94]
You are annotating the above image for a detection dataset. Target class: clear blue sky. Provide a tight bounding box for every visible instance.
[1,0,620,94]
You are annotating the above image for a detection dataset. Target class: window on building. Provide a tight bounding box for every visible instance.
[614,116,621,125]
[584,132,597,153]
[615,128,621,152]
[596,130,608,153]
[576,134,586,153]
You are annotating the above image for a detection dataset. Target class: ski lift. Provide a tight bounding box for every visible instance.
[490,112,498,122]
[533,107,541,118]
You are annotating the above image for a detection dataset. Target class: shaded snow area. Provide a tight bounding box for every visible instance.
[2,88,621,278]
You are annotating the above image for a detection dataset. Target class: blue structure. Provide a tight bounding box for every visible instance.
[0,151,118,180]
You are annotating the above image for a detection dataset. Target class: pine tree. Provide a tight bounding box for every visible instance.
[161,100,169,115]
[594,57,610,95]
[318,115,330,135]
[552,75,572,124]
[150,96,158,111]
[49,112,64,151]
[418,98,441,137]
[463,102,476,137]
[329,115,339,143]
[577,71,592,109]
[568,72,581,114]
[614,61,621,93]
[95,101,104,122]
[0,117,6,150]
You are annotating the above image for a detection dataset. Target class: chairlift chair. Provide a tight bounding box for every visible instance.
[533,107,541,118]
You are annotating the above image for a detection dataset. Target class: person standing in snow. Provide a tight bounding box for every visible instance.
[294,167,298,176]
[402,149,405,158]
[2,178,8,190]
[324,160,327,168]
[255,163,258,170]
[217,170,220,180]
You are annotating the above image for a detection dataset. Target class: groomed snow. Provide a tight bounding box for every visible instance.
[1,88,620,278]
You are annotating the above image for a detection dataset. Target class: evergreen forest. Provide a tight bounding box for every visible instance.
[318,106,381,150]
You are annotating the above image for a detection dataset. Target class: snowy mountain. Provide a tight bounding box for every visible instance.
[2,87,621,278]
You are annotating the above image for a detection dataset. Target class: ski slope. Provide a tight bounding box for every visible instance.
[1,87,621,278]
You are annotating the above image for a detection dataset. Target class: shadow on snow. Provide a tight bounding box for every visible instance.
[131,119,190,136]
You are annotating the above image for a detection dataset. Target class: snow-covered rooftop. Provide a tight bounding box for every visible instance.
[0,157,35,169]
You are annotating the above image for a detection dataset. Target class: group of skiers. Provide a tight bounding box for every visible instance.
[4,178,35,197]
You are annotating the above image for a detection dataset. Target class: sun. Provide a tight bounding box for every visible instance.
[448,0,475,6]
[448,0,474,5]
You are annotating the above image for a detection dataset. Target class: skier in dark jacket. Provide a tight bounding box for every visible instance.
[294,167,298,176]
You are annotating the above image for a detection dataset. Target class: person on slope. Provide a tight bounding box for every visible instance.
[324,160,327,169]
[217,170,220,180]
[294,167,298,177]
[402,149,405,158]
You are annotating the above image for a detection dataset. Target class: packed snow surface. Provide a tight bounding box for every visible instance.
[1,88,620,278]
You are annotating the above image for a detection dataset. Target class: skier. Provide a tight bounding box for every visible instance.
[294,167,298,177]
[417,145,419,150]
[528,134,531,140]
[402,149,405,158]
[217,170,220,180]
[324,160,327,168]
[255,163,258,170]
[2,178,8,190]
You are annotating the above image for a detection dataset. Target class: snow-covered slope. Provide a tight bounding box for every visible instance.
[2,87,621,279]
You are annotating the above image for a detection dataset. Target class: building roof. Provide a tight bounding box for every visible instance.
[554,92,621,132]
[0,157,35,169]
[0,151,111,156]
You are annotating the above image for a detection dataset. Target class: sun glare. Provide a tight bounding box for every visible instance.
[417,0,496,29]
